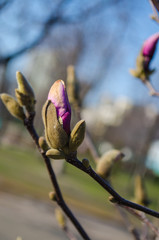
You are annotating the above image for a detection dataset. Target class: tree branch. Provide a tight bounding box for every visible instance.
[0,0,119,64]
[65,155,159,219]
[121,205,159,238]
[23,113,91,240]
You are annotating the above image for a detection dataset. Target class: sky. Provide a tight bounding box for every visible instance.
[1,0,159,109]
[82,1,159,107]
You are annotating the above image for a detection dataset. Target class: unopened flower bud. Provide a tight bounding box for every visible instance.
[49,191,57,201]
[96,150,124,179]
[46,148,65,159]
[55,208,66,229]
[108,196,118,203]
[38,136,49,152]
[15,71,35,112]
[48,80,71,135]
[69,120,86,152]
[82,158,90,168]
[142,33,159,70]
[16,237,22,240]
[42,100,68,149]
[134,175,149,206]
[1,93,25,120]
[130,33,159,81]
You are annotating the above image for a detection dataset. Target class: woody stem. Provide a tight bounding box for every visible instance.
[23,113,91,240]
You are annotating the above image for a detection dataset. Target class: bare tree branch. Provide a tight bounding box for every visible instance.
[24,113,91,240]
[0,0,12,10]
[65,155,159,219]
[0,0,121,64]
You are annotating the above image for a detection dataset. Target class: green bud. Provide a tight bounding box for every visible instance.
[69,120,85,152]
[42,100,68,149]
[134,175,149,206]
[16,237,22,240]
[49,191,57,201]
[0,93,25,120]
[38,136,49,151]
[16,71,34,97]
[108,196,118,203]
[55,208,66,229]
[96,149,124,179]
[15,71,35,112]
[46,148,65,159]
[82,158,90,168]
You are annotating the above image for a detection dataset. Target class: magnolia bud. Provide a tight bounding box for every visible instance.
[82,158,90,168]
[48,80,71,135]
[38,136,49,151]
[109,196,118,203]
[134,175,149,206]
[96,149,124,179]
[49,191,57,201]
[1,93,25,120]
[142,33,159,69]
[130,33,159,81]
[46,148,65,159]
[15,71,35,112]
[69,120,86,152]
[55,208,66,229]
[16,237,22,240]
[42,100,68,149]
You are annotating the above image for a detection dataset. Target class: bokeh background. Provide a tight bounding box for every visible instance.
[0,0,159,239]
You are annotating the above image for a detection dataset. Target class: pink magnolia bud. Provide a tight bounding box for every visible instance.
[142,33,159,69]
[48,80,71,135]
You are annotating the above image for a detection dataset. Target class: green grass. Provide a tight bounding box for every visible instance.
[0,145,159,220]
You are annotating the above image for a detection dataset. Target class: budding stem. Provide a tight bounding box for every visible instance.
[23,113,91,240]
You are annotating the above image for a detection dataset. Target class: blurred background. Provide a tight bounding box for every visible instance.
[1,0,159,239]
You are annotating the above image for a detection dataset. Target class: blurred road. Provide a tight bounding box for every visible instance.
[0,192,133,240]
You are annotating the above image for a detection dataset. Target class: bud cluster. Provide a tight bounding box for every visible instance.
[42,80,85,159]
[0,71,35,121]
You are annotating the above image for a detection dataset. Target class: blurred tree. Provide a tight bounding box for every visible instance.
[0,0,138,136]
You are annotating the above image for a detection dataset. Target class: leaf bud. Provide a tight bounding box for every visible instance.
[46,148,65,159]
[134,175,150,206]
[82,158,90,168]
[108,196,118,203]
[49,191,57,201]
[55,208,66,229]
[96,149,124,179]
[16,237,22,240]
[38,136,49,152]
[15,71,35,112]
[0,93,25,120]
[69,120,85,152]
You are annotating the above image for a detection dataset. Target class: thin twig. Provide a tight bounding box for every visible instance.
[23,114,91,240]
[116,205,141,240]
[76,106,141,239]
[65,155,159,219]
[149,0,159,23]
[63,226,77,240]
[121,205,159,238]
[144,79,159,97]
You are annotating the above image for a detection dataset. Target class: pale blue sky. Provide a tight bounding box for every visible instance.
[1,0,159,108]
